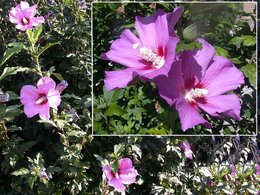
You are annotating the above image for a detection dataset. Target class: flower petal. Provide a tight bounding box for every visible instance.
[198,94,241,121]
[20,85,39,105]
[47,89,61,109]
[176,98,210,131]
[37,77,56,94]
[39,105,50,120]
[119,168,138,184]
[18,1,30,11]
[167,7,183,36]
[24,4,37,18]
[104,68,137,91]
[101,29,145,69]
[103,165,114,181]
[119,158,133,170]
[201,56,244,97]
[154,60,183,106]
[9,8,23,24]
[180,38,215,82]
[108,178,126,192]
[135,9,169,49]
[31,16,45,26]
[23,103,41,118]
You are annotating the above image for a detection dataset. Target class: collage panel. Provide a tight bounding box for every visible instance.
[93,2,257,135]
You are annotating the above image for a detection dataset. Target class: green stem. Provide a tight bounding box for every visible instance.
[26,30,43,77]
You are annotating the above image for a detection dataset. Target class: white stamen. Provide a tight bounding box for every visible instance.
[139,47,165,69]
[22,17,29,25]
[36,96,47,104]
[185,88,208,102]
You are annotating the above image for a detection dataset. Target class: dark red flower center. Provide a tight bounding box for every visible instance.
[21,17,30,25]
[36,94,48,105]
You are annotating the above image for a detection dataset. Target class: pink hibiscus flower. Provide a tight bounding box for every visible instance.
[9,1,45,31]
[101,7,183,90]
[154,38,244,131]
[180,141,193,160]
[20,77,62,120]
[103,158,138,192]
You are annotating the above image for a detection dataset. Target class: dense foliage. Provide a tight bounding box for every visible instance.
[93,3,256,135]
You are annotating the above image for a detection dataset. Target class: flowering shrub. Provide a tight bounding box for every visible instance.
[93,3,256,135]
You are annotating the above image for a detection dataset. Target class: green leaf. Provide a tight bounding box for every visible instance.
[0,67,30,82]
[241,64,256,86]
[242,35,256,47]
[106,103,126,117]
[32,26,43,44]
[28,176,37,189]
[1,43,25,66]
[11,168,30,176]
[214,46,229,57]
[228,36,244,45]
[36,42,60,57]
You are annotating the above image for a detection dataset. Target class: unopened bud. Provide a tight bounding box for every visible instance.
[0,92,9,103]
[56,80,68,93]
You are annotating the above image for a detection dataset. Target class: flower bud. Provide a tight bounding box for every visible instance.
[0,92,9,103]
[183,23,199,42]
[56,80,68,93]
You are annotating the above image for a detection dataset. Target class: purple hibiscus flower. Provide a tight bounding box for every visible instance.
[180,141,193,160]
[9,1,45,31]
[101,7,183,90]
[103,158,138,192]
[20,77,64,120]
[154,38,244,131]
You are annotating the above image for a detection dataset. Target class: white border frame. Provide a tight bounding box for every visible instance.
[91,1,258,137]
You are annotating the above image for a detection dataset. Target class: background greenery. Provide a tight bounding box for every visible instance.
[93,3,257,135]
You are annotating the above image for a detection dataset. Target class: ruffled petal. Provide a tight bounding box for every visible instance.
[37,77,56,94]
[108,178,126,192]
[198,94,241,121]
[176,98,210,131]
[104,68,137,91]
[101,29,145,69]
[39,105,50,120]
[20,85,39,105]
[47,89,61,110]
[23,103,41,118]
[154,60,183,106]
[201,56,244,97]
[135,9,169,49]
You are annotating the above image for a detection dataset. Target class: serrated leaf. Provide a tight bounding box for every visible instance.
[28,176,37,189]
[1,43,25,66]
